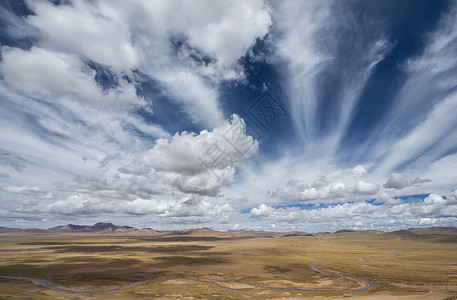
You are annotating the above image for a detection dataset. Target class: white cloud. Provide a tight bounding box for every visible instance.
[16,193,234,223]
[409,177,431,186]
[154,70,224,127]
[419,218,436,226]
[353,180,380,195]
[135,0,271,78]
[141,114,258,196]
[46,114,258,219]
[270,165,381,202]
[250,204,275,217]
[0,46,144,109]
[26,0,140,72]
[1,185,55,200]
[297,181,347,201]
[353,165,368,177]
[384,173,409,189]
[249,193,457,231]
[424,194,446,204]
[4,0,272,129]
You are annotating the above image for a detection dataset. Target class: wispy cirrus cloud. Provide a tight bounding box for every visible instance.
[1,185,55,200]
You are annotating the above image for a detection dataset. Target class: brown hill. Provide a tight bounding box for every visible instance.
[49,222,136,233]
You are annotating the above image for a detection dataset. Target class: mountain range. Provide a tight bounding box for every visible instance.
[0,223,456,235]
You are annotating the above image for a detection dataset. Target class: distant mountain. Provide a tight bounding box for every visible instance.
[333,229,385,234]
[47,224,88,232]
[0,227,45,233]
[334,229,356,234]
[177,227,218,235]
[406,226,457,232]
[0,224,456,235]
[48,222,137,233]
[283,233,315,237]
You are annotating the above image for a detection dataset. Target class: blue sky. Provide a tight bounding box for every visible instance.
[0,0,456,232]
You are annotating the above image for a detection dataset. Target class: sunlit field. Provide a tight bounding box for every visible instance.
[0,229,456,299]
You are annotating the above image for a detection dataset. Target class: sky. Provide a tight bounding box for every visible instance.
[0,0,456,232]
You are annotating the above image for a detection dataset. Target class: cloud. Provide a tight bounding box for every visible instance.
[1,185,55,199]
[250,204,275,217]
[270,165,380,202]
[0,151,25,172]
[0,173,10,178]
[133,0,272,126]
[409,177,431,186]
[383,173,432,190]
[141,114,258,196]
[7,0,271,130]
[15,193,234,223]
[424,193,446,204]
[26,0,140,72]
[134,0,272,78]
[352,165,368,177]
[353,180,380,195]
[0,46,144,109]
[273,1,393,155]
[296,181,347,201]
[384,173,409,189]
[99,153,122,169]
[54,114,258,208]
[249,193,457,230]
[0,4,38,44]
[368,3,457,177]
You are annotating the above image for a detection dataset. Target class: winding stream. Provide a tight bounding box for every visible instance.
[0,262,376,294]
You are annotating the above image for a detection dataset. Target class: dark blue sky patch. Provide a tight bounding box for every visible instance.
[337,0,451,165]
[220,42,294,158]
[136,73,202,135]
[0,2,38,50]
[87,62,120,91]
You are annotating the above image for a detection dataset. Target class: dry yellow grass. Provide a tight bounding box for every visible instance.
[0,230,455,299]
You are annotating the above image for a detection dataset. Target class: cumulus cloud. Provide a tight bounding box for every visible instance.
[250,193,457,230]
[383,173,409,189]
[141,114,258,196]
[250,204,275,217]
[424,193,446,204]
[409,177,431,186]
[383,173,432,190]
[353,180,380,195]
[135,0,272,78]
[55,114,258,206]
[271,166,380,202]
[1,185,55,200]
[0,46,144,109]
[6,0,271,128]
[26,0,140,72]
[15,193,234,223]
[296,181,347,201]
[352,165,368,177]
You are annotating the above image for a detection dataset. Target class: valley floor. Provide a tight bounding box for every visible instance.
[0,229,455,299]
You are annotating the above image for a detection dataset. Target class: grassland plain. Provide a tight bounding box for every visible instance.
[0,229,456,299]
